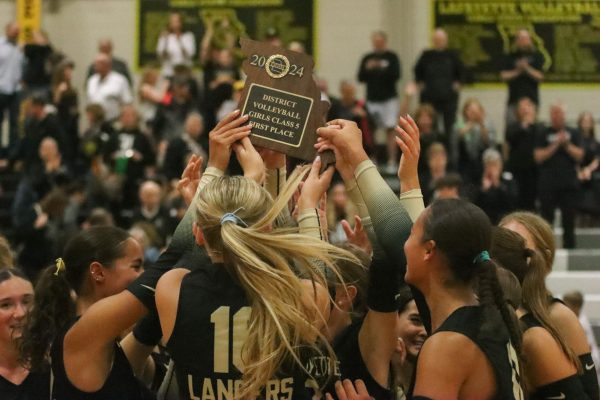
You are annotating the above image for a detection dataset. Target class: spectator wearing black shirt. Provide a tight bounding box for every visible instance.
[163,112,207,182]
[328,80,375,155]
[500,29,544,124]
[130,180,176,246]
[534,103,584,248]
[22,30,53,97]
[576,111,600,217]
[202,48,240,130]
[86,38,132,87]
[152,76,199,145]
[505,97,541,210]
[12,94,67,172]
[358,31,401,171]
[475,148,518,224]
[414,28,464,138]
[51,59,79,166]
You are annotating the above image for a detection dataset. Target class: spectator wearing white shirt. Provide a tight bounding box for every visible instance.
[0,22,23,162]
[156,12,196,78]
[86,53,132,121]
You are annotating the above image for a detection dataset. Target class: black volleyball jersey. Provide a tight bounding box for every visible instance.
[333,319,392,400]
[0,368,50,400]
[50,322,144,400]
[520,313,597,400]
[166,263,335,400]
[409,306,524,400]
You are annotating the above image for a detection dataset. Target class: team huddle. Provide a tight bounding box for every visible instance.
[1,111,599,399]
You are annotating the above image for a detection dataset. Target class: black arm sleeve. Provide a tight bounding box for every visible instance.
[579,353,599,400]
[533,373,591,400]
[133,309,163,346]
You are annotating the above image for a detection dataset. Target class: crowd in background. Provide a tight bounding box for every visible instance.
[0,14,599,281]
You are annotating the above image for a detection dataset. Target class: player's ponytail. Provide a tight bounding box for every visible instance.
[196,167,354,398]
[491,226,581,372]
[20,226,131,371]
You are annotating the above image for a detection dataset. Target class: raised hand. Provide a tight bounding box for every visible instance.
[316,119,369,180]
[395,115,421,192]
[233,137,266,184]
[208,110,251,171]
[326,379,372,400]
[341,215,372,255]
[176,154,203,206]
[298,156,335,210]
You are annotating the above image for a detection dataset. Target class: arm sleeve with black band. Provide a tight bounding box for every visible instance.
[579,353,599,400]
[533,373,591,400]
[297,208,324,241]
[353,160,432,333]
[127,167,224,310]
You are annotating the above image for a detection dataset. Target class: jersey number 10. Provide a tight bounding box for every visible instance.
[211,306,252,373]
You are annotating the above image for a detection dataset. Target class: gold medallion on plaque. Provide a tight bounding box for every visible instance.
[265,54,290,79]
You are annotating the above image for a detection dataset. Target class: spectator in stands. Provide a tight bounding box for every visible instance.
[534,103,584,249]
[265,26,283,48]
[137,67,167,131]
[420,142,449,205]
[563,290,600,384]
[475,148,518,224]
[152,75,199,145]
[505,97,541,210]
[130,180,176,246]
[129,222,162,264]
[163,112,206,182]
[81,207,114,230]
[11,137,71,279]
[358,30,401,172]
[12,94,66,172]
[0,22,23,162]
[86,53,132,122]
[203,47,240,128]
[328,80,375,156]
[86,38,132,87]
[414,28,464,138]
[0,234,14,267]
[104,105,155,213]
[22,30,53,98]
[156,12,196,78]
[433,172,462,200]
[576,111,600,220]
[500,29,544,124]
[452,97,496,183]
[51,59,79,165]
[414,103,446,174]
[79,104,113,172]
[326,182,357,244]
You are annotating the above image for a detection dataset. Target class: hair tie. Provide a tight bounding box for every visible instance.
[220,207,248,228]
[54,258,66,276]
[473,250,490,264]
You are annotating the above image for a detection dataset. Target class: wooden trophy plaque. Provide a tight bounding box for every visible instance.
[238,37,334,165]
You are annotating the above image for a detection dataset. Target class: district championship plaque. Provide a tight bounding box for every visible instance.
[238,37,333,163]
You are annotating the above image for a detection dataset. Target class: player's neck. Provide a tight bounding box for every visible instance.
[424,282,477,332]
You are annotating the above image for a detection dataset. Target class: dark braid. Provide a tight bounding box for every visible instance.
[476,260,523,354]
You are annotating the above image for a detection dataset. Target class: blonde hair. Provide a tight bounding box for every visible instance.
[495,217,581,372]
[195,166,353,398]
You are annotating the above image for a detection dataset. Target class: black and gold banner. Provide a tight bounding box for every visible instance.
[136,0,314,68]
[432,0,600,83]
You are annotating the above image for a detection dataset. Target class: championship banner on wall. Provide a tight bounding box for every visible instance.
[17,0,41,44]
[432,0,600,84]
[136,0,314,68]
